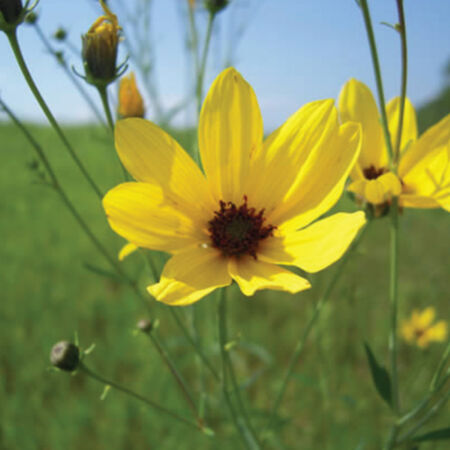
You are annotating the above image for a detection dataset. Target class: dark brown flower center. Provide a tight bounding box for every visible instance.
[208,196,275,258]
[363,165,386,180]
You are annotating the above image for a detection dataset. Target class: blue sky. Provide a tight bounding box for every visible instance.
[1,0,449,130]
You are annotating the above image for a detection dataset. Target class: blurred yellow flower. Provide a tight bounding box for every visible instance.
[401,307,447,348]
[82,0,120,82]
[118,73,145,118]
[339,79,450,210]
[103,68,366,306]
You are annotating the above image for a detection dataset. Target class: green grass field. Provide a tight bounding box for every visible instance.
[0,121,448,449]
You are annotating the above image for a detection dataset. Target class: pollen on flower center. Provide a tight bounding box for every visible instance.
[363,165,387,180]
[363,165,386,180]
[207,196,275,258]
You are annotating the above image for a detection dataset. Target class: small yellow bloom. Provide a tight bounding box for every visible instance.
[82,0,120,82]
[118,73,145,118]
[401,307,447,348]
[103,68,366,306]
[339,79,450,210]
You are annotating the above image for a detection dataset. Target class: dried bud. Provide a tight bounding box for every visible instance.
[53,27,67,41]
[50,341,80,372]
[137,319,153,333]
[82,0,120,84]
[204,0,229,15]
[25,11,37,25]
[118,72,145,118]
[0,0,23,24]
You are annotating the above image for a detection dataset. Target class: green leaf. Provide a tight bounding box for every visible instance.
[363,342,392,408]
[412,428,450,442]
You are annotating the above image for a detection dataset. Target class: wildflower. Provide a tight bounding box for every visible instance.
[50,341,80,372]
[401,307,447,348]
[82,0,120,84]
[103,68,366,306]
[118,72,145,118]
[0,0,23,25]
[339,79,450,210]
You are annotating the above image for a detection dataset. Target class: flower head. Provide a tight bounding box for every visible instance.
[103,68,366,306]
[0,0,23,25]
[401,307,447,348]
[339,79,450,211]
[82,0,120,84]
[118,72,145,118]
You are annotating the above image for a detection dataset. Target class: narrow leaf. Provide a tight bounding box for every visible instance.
[412,428,450,442]
[83,263,124,282]
[363,342,392,408]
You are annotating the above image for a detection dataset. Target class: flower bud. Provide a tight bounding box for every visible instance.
[82,0,120,84]
[204,0,229,15]
[137,319,153,333]
[25,11,37,25]
[0,0,23,24]
[53,27,67,42]
[50,341,80,372]
[118,72,145,118]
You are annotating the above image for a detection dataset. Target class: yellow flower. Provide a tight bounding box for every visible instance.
[82,0,120,82]
[401,307,447,348]
[339,79,450,210]
[103,68,366,306]
[118,72,145,118]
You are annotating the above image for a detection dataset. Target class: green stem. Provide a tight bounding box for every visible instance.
[394,0,408,164]
[188,2,200,83]
[33,23,107,129]
[218,290,256,450]
[397,389,450,445]
[168,308,220,382]
[262,222,370,441]
[6,29,103,199]
[359,0,394,163]
[146,331,199,421]
[430,341,450,391]
[79,362,201,431]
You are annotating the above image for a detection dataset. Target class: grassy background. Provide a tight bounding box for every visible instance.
[0,115,448,450]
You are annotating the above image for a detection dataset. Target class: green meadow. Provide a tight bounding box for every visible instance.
[0,114,448,449]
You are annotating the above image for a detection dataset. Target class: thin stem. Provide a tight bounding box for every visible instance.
[359,0,394,163]
[0,98,150,315]
[146,331,200,422]
[33,23,107,128]
[79,362,201,431]
[397,389,450,445]
[187,3,200,81]
[6,29,103,199]
[218,290,255,450]
[168,308,220,382]
[262,223,370,441]
[430,341,450,391]
[394,0,408,164]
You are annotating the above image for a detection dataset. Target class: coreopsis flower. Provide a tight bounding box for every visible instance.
[103,68,366,306]
[82,0,120,84]
[339,79,450,211]
[118,72,145,118]
[401,307,447,348]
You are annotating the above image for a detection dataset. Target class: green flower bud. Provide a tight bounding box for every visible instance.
[137,318,153,333]
[0,0,23,24]
[50,341,80,372]
[25,11,37,25]
[204,0,229,15]
[53,27,67,41]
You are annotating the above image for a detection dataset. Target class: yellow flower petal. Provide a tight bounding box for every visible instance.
[348,179,367,198]
[245,99,337,215]
[199,68,263,204]
[148,247,231,305]
[386,97,417,154]
[228,258,311,296]
[118,242,138,261]
[103,182,206,253]
[270,121,361,232]
[416,307,436,329]
[399,114,450,178]
[399,194,440,210]
[115,118,215,219]
[427,321,448,342]
[258,212,366,272]
[339,78,387,170]
[363,172,401,205]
